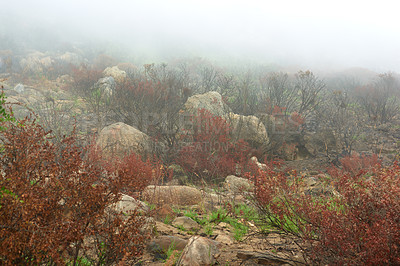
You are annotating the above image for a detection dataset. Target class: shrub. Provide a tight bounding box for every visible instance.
[0,115,156,265]
[248,158,400,265]
[338,153,381,175]
[0,86,15,131]
[105,152,169,196]
[70,64,103,94]
[113,63,189,162]
[70,64,108,131]
[355,73,400,124]
[178,109,251,182]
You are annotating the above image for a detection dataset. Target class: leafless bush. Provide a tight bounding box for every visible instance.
[259,72,297,115]
[356,72,400,124]
[295,70,325,117]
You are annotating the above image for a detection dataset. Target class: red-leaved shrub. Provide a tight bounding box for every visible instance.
[248,157,400,265]
[178,109,251,182]
[104,152,169,196]
[0,116,159,265]
[338,152,381,175]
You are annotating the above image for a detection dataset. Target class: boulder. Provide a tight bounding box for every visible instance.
[105,194,154,233]
[109,194,149,215]
[250,156,267,171]
[103,66,126,83]
[224,175,253,193]
[172,216,199,230]
[183,91,229,117]
[176,236,219,266]
[143,185,202,206]
[148,235,188,253]
[96,122,153,159]
[228,113,269,148]
[94,76,115,97]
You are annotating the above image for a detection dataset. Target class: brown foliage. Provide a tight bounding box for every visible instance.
[178,109,252,182]
[0,117,155,265]
[248,157,400,265]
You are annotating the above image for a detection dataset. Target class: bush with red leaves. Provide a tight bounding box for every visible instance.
[178,109,251,182]
[248,157,400,265]
[104,152,170,196]
[338,152,381,175]
[0,116,160,265]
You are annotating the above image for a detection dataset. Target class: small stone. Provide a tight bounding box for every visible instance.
[14,83,25,93]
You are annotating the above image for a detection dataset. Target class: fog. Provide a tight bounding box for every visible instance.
[1,0,400,71]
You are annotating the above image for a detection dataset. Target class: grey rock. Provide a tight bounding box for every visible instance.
[176,236,219,266]
[14,83,25,93]
[94,76,115,97]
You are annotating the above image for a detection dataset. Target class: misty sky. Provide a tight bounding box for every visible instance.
[2,0,400,71]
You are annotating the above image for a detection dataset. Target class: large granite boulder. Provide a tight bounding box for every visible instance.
[228,112,269,147]
[96,122,153,159]
[183,91,229,117]
[103,66,126,83]
[94,76,115,97]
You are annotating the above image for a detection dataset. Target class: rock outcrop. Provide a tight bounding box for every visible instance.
[94,76,115,97]
[228,112,269,147]
[103,66,126,83]
[183,91,229,117]
[96,122,153,159]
